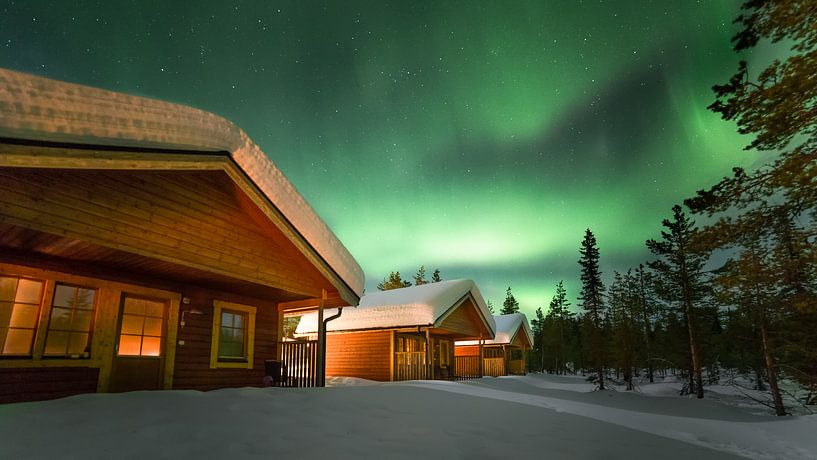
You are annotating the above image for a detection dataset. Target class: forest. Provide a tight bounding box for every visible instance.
[529,0,817,417]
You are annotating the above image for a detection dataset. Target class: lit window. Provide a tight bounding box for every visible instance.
[118,296,165,357]
[0,276,45,356]
[210,301,255,369]
[44,284,97,357]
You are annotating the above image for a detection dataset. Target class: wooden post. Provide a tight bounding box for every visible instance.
[502,344,508,376]
[316,289,327,387]
[425,328,432,380]
[389,330,395,382]
[478,334,484,378]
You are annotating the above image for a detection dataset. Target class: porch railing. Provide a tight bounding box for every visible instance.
[394,351,427,381]
[455,356,481,380]
[278,340,319,387]
[483,357,506,377]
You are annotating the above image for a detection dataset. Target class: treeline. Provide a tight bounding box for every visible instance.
[532,0,817,416]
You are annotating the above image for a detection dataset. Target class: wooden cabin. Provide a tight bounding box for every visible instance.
[295,280,495,381]
[455,313,533,376]
[0,68,364,403]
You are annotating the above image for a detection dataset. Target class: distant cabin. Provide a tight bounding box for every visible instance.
[296,280,496,381]
[0,68,364,403]
[455,313,533,376]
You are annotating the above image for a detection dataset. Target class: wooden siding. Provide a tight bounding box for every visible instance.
[454,345,480,357]
[172,288,279,391]
[511,329,532,348]
[324,330,391,381]
[437,298,484,338]
[0,367,100,403]
[0,168,329,298]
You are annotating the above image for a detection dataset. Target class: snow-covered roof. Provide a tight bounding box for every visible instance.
[296,279,496,336]
[0,68,364,299]
[456,313,533,346]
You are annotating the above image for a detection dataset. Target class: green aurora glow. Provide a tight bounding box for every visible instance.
[1,1,764,317]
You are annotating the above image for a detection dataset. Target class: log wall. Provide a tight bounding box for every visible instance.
[172,288,279,391]
[324,330,391,381]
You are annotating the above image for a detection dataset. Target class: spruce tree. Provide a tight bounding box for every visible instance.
[647,205,707,399]
[486,300,495,314]
[413,265,429,285]
[578,228,606,389]
[531,307,546,372]
[377,271,412,291]
[501,287,520,314]
[548,281,572,375]
[431,269,442,283]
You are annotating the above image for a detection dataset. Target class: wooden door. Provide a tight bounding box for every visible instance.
[109,294,168,392]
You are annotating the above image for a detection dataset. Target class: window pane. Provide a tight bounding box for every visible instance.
[49,307,73,330]
[52,285,76,308]
[72,310,93,332]
[232,314,243,329]
[3,329,34,354]
[118,335,142,356]
[221,311,235,328]
[120,314,144,335]
[75,289,96,310]
[145,301,163,318]
[220,326,233,343]
[68,333,89,354]
[0,277,15,302]
[44,331,69,355]
[141,337,161,356]
[123,298,145,315]
[15,279,43,304]
[143,317,163,337]
[219,340,243,358]
[9,303,39,328]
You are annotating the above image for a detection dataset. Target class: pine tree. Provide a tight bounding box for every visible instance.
[547,281,572,375]
[414,265,429,285]
[578,228,606,389]
[647,205,707,399]
[377,271,412,291]
[531,307,546,372]
[486,300,495,314]
[431,269,442,283]
[683,0,817,409]
[501,286,520,315]
[636,264,657,383]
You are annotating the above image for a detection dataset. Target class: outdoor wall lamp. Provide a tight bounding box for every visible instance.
[180,307,204,327]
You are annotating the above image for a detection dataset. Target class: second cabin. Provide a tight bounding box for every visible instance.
[295,280,495,381]
[455,313,533,377]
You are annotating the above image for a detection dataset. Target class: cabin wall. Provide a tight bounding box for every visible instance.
[0,367,99,404]
[325,330,391,381]
[171,288,279,391]
[0,261,282,403]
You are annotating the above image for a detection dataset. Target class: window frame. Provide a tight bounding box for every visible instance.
[0,276,47,358]
[42,283,99,359]
[210,300,256,369]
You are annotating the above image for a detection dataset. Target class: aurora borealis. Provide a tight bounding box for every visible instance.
[0,1,762,317]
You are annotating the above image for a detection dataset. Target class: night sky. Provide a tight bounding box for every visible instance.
[1,1,766,317]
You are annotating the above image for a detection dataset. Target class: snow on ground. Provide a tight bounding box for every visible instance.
[0,375,814,460]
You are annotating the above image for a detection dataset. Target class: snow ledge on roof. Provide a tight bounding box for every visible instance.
[296,279,495,336]
[0,68,364,298]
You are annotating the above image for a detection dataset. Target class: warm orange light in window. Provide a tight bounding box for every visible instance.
[118,335,142,356]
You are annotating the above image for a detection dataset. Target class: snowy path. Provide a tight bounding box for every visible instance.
[400,377,817,460]
[0,375,813,459]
